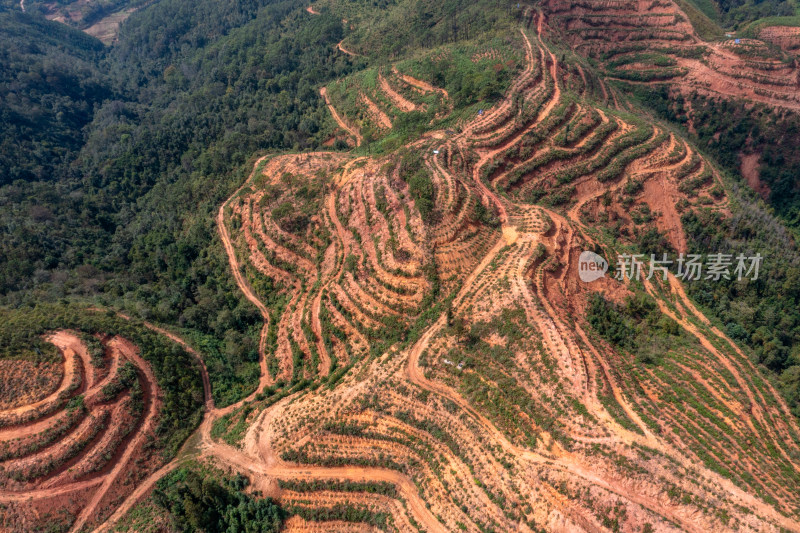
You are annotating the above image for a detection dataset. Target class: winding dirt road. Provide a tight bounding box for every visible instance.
[68,337,161,533]
[337,40,359,57]
[217,155,275,393]
[379,72,417,112]
[394,67,449,99]
[0,333,82,420]
[95,155,447,533]
[320,87,363,146]
[88,12,800,533]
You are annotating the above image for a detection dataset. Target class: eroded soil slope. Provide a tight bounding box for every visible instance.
[94,9,800,533]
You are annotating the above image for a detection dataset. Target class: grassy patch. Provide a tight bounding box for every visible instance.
[675,0,725,40]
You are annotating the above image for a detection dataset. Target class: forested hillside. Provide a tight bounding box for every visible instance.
[20,0,151,29]
[0,6,114,183]
[4,0,800,531]
[0,0,521,404]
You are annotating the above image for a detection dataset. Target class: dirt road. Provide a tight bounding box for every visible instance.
[87,12,800,532]
[337,40,358,57]
[320,87,363,146]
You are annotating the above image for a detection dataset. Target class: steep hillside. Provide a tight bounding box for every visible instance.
[2,0,800,532]
[0,5,114,183]
[539,0,800,231]
[0,305,204,532]
[76,7,800,533]
[18,0,151,43]
[543,0,800,109]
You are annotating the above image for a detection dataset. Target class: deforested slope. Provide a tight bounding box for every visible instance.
[99,8,800,532]
[3,1,800,532]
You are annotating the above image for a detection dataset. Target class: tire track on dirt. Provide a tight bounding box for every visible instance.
[217,155,276,392]
[89,14,800,532]
[67,337,160,533]
[378,72,417,112]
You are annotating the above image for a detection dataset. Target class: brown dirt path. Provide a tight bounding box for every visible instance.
[0,333,79,419]
[0,477,102,501]
[217,155,275,393]
[360,93,392,129]
[270,465,448,533]
[648,276,800,475]
[67,336,161,533]
[393,67,449,99]
[320,87,363,146]
[310,190,352,377]
[378,73,417,112]
[336,40,358,57]
[87,15,800,532]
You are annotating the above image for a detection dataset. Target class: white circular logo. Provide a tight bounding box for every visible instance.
[578,251,608,283]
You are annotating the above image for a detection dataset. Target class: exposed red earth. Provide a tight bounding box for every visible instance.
[0,331,164,532]
[11,5,800,532]
[96,9,800,532]
[542,0,800,110]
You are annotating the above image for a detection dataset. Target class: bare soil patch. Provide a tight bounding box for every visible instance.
[740,152,770,199]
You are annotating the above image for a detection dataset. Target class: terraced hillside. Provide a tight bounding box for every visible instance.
[0,331,163,531]
[0,302,208,532]
[541,0,800,110]
[5,1,800,531]
[81,8,800,533]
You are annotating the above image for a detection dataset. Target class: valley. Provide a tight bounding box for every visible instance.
[2,0,800,531]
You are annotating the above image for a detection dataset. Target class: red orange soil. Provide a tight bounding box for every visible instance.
[0,359,64,411]
[0,331,90,423]
[359,92,392,129]
[0,331,167,533]
[740,152,770,199]
[64,11,800,533]
[378,72,417,112]
[393,67,449,99]
[336,39,358,57]
[759,25,800,53]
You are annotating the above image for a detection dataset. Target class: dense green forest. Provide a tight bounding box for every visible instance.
[0,6,114,183]
[153,466,284,532]
[715,0,796,27]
